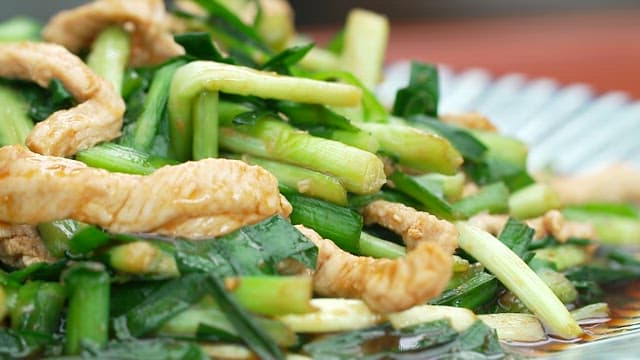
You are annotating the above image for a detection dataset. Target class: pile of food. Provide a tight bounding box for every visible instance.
[1,0,639,358]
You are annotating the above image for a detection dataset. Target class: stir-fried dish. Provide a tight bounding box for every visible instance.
[0,1,639,359]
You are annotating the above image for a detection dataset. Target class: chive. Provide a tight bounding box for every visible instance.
[430,271,498,309]
[230,276,315,316]
[86,26,131,93]
[37,220,81,258]
[158,304,297,347]
[206,275,285,360]
[168,61,362,160]
[11,281,65,334]
[75,143,176,175]
[107,241,179,278]
[360,122,462,174]
[285,193,363,253]
[413,172,466,201]
[452,182,509,218]
[129,59,186,152]
[63,262,110,354]
[192,91,219,159]
[509,183,562,219]
[220,118,386,194]
[471,130,528,169]
[358,232,406,259]
[0,83,33,146]
[389,171,456,220]
[238,155,348,205]
[456,222,583,339]
[340,9,389,88]
[68,226,110,255]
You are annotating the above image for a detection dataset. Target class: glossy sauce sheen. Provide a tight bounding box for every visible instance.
[508,280,640,357]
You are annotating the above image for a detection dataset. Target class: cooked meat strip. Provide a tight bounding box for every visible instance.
[0,223,53,267]
[0,42,124,157]
[440,112,497,132]
[296,225,452,313]
[0,145,291,238]
[468,210,597,242]
[362,200,458,254]
[43,0,183,67]
[540,164,640,204]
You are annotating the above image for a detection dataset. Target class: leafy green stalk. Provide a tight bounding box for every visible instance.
[36,220,80,258]
[533,244,592,271]
[0,83,33,146]
[392,62,439,118]
[206,275,285,360]
[75,143,176,175]
[63,263,110,355]
[11,281,66,334]
[285,193,363,253]
[168,60,362,160]
[127,59,186,152]
[360,122,462,174]
[389,171,456,220]
[340,9,389,88]
[86,26,131,93]
[509,183,562,219]
[471,130,528,168]
[68,226,110,255]
[192,91,219,159]
[358,232,406,259]
[158,304,297,347]
[430,271,498,310]
[237,155,348,205]
[413,172,466,201]
[563,204,640,245]
[456,222,583,339]
[230,276,315,316]
[219,118,385,194]
[407,115,487,162]
[452,182,509,218]
[107,241,180,278]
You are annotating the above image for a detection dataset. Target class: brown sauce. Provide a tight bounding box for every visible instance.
[507,280,640,357]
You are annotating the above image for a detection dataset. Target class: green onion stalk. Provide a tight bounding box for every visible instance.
[168,60,363,161]
[86,26,131,94]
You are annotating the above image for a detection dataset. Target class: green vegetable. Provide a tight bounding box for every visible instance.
[168,60,362,160]
[238,155,348,205]
[86,26,131,93]
[430,271,498,310]
[68,226,110,255]
[389,171,456,220]
[358,232,406,259]
[285,193,362,254]
[192,91,219,159]
[392,62,439,118]
[465,157,535,192]
[471,130,528,169]
[453,182,509,218]
[63,262,110,355]
[277,298,381,333]
[533,244,591,271]
[0,329,54,359]
[408,115,487,162]
[174,32,230,63]
[261,43,314,75]
[509,183,562,219]
[11,281,66,334]
[37,220,81,258]
[207,275,285,360]
[158,303,297,346]
[536,268,578,304]
[456,222,583,339]
[497,217,535,262]
[304,319,504,359]
[107,241,180,278]
[339,9,389,88]
[76,143,177,175]
[174,215,317,276]
[220,118,385,194]
[230,276,315,316]
[360,122,463,174]
[0,83,33,146]
[49,338,207,360]
[125,59,186,152]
